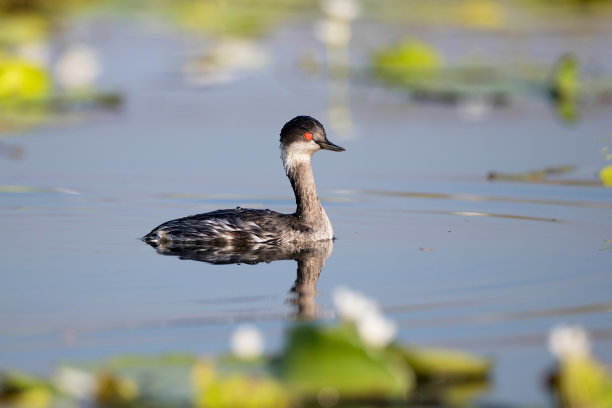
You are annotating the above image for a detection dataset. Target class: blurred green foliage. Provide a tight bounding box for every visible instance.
[276,322,413,399]
[0,13,49,45]
[0,0,611,132]
[3,331,612,408]
[396,345,491,380]
[0,8,123,131]
[0,319,494,408]
[0,371,54,408]
[0,59,50,103]
[372,39,443,88]
[370,38,612,125]
[364,0,612,30]
[600,165,612,186]
[194,360,292,408]
[550,54,580,123]
[161,0,312,38]
[370,38,515,108]
[552,353,612,408]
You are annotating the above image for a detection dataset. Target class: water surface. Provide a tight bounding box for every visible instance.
[1,16,611,407]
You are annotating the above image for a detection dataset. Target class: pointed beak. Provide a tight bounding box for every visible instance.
[317,139,345,152]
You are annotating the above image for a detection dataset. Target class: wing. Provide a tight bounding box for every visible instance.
[142,208,296,245]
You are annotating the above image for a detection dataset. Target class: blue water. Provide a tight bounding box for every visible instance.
[1,16,611,407]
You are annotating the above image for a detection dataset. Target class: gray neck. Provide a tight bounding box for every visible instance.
[283,154,324,221]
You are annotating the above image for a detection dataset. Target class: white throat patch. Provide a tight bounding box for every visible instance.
[281,143,315,175]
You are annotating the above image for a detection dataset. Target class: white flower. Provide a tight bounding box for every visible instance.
[333,286,379,322]
[314,20,352,47]
[230,325,264,358]
[182,39,268,87]
[548,324,591,359]
[321,0,360,20]
[54,366,95,400]
[55,44,101,90]
[357,310,397,348]
[333,287,397,348]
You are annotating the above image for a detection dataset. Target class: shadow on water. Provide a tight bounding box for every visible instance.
[143,239,334,320]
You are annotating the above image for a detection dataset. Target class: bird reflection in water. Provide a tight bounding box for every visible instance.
[144,240,333,320]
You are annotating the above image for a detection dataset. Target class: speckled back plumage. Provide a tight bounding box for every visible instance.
[142,115,344,247]
[143,208,307,245]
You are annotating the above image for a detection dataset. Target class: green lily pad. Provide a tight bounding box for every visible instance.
[555,355,612,408]
[373,38,443,77]
[0,59,50,103]
[0,371,54,408]
[276,322,413,400]
[193,359,291,408]
[412,377,490,407]
[0,13,50,45]
[395,345,491,380]
[98,354,196,407]
[599,165,612,187]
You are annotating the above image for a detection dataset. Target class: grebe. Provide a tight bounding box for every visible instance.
[142,116,345,246]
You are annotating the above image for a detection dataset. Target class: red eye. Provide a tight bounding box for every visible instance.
[304,132,313,141]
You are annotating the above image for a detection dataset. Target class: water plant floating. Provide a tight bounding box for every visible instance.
[0,287,493,408]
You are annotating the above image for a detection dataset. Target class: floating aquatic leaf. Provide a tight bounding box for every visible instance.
[0,371,54,408]
[370,38,515,105]
[458,0,506,30]
[96,354,196,407]
[95,372,139,406]
[549,325,612,408]
[276,322,413,400]
[0,89,123,134]
[553,353,612,408]
[0,13,50,44]
[0,59,50,103]
[487,165,602,186]
[551,54,579,102]
[372,38,443,88]
[215,353,271,378]
[394,345,492,380]
[599,164,612,187]
[193,360,291,408]
[549,54,580,124]
[167,0,309,38]
[487,165,575,183]
[0,185,44,193]
[411,377,490,407]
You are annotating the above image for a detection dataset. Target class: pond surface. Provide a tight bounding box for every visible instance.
[1,16,612,407]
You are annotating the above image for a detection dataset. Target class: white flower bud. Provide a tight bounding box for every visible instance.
[321,0,360,20]
[357,310,397,348]
[55,44,101,90]
[231,325,264,358]
[548,324,591,359]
